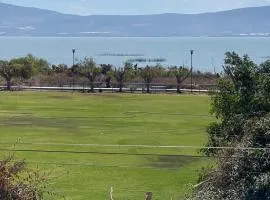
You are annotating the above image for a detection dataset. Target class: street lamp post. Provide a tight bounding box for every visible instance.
[72,49,76,90]
[72,49,76,66]
[190,50,194,93]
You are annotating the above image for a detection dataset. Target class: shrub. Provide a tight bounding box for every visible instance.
[0,155,56,200]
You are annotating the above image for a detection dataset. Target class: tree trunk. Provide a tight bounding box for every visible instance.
[90,82,94,93]
[119,82,123,92]
[106,77,111,88]
[87,75,95,93]
[82,82,85,93]
[117,79,124,92]
[6,78,11,91]
[146,83,150,93]
[177,84,181,94]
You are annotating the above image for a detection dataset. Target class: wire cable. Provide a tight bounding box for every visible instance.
[1,142,270,151]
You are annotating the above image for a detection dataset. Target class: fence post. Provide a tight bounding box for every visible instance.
[145,192,152,200]
[110,186,114,200]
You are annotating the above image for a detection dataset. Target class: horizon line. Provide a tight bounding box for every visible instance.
[1,2,270,17]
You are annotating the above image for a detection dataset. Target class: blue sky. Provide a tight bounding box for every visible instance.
[1,0,270,15]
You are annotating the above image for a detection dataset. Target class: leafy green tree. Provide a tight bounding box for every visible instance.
[0,60,14,90]
[168,66,190,93]
[101,64,113,88]
[113,62,135,92]
[113,68,126,92]
[105,71,113,88]
[189,52,270,199]
[77,57,101,93]
[0,59,33,90]
[259,59,270,74]
[25,54,50,73]
[140,65,163,93]
[11,54,50,74]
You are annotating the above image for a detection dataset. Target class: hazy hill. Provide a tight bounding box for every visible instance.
[1,3,270,37]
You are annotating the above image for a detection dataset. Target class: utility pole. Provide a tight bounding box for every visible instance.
[190,50,194,92]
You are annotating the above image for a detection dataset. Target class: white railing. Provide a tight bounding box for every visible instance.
[0,85,213,93]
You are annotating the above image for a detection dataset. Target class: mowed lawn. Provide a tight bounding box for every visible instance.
[0,92,213,199]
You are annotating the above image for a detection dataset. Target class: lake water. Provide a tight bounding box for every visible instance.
[0,37,270,72]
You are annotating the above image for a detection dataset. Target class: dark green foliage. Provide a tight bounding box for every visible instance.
[113,62,135,92]
[100,64,113,88]
[192,115,270,200]
[77,57,101,92]
[0,60,16,90]
[140,65,164,93]
[114,68,125,92]
[11,54,50,74]
[100,64,112,75]
[0,59,34,90]
[0,55,50,90]
[190,52,270,199]
[206,53,270,153]
[259,60,270,74]
[51,64,68,74]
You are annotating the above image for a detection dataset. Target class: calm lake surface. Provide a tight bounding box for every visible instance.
[1,37,270,72]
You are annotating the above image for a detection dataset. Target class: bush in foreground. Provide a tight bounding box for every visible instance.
[0,155,54,200]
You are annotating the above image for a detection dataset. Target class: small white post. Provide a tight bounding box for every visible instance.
[110,186,114,200]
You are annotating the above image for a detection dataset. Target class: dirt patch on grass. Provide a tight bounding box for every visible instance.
[0,115,79,130]
[149,155,198,169]
[49,95,73,100]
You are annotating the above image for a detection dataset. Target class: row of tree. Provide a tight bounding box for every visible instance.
[0,55,217,93]
[71,58,192,93]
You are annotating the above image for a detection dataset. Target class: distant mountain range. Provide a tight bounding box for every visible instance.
[1,3,270,37]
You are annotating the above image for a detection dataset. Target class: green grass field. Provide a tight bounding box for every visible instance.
[0,92,213,199]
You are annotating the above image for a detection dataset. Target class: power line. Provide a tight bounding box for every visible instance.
[0,147,268,159]
[1,143,270,151]
[0,148,206,157]
[0,112,213,118]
